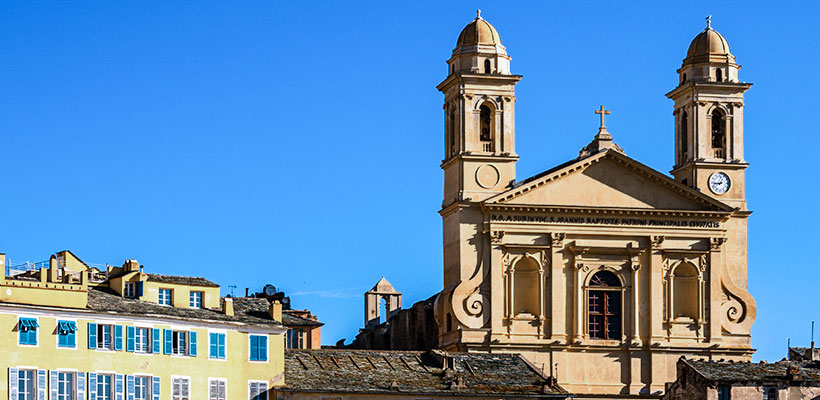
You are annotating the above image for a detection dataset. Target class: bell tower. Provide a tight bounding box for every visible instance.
[667,18,752,210]
[437,10,521,207]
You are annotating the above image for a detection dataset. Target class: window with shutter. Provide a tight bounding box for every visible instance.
[208,379,226,400]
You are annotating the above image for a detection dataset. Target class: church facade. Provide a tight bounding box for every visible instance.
[434,13,756,395]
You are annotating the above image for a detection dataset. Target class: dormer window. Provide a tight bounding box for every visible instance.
[189,291,203,308]
[158,288,172,306]
[124,282,135,298]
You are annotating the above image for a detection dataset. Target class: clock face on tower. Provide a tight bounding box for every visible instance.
[708,172,731,195]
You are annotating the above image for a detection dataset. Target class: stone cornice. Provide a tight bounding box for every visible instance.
[436,72,523,92]
[441,153,519,169]
[483,204,732,220]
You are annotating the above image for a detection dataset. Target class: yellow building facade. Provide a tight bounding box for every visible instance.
[1,251,285,400]
[435,14,756,395]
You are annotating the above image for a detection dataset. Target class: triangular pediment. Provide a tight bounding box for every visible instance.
[486,150,732,212]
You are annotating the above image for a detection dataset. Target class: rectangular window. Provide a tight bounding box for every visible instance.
[96,374,113,400]
[134,376,150,400]
[57,372,75,400]
[286,329,305,349]
[17,369,36,400]
[18,317,39,345]
[124,282,135,298]
[249,334,268,361]
[135,328,150,353]
[717,385,731,400]
[97,324,114,350]
[173,331,188,355]
[58,320,78,348]
[171,377,190,400]
[209,379,226,400]
[209,332,226,359]
[189,291,203,308]
[158,288,172,306]
[249,381,268,400]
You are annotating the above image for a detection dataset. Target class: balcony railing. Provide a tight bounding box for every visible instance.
[714,148,725,158]
[482,142,494,152]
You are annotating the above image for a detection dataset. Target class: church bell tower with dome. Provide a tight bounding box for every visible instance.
[667,18,751,211]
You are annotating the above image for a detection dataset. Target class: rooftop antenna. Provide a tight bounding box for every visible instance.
[227,285,237,297]
[812,321,815,353]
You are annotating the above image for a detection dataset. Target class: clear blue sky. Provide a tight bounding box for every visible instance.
[1,1,817,361]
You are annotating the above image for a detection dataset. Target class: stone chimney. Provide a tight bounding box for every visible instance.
[124,259,140,272]
[269,300,282,322]
[223,298,234,316]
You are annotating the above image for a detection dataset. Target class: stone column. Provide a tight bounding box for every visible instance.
[649,236,665,343]
[630,254,641,345]
[574,262,585,344]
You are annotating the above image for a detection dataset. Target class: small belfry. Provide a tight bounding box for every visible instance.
[666,17,751,210]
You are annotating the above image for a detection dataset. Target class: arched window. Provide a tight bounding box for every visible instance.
[672,263,698,320]
[484,59,492,74]
[588,271,621,340]
[715,68,723,82]
[513,257,540,316]
[711,109,726,158]
[680,111,689,158]
[449,108,457,156]
[479,104,494,152]
[681,73,687,84]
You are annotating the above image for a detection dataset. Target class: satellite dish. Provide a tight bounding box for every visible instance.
[263,284,277,297]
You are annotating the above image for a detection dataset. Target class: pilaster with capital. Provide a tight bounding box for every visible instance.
[708,237,726,343]
[549,232,567,342]
[649,236,665,343]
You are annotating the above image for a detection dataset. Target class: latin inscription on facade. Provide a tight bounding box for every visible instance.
[490,214,721,229]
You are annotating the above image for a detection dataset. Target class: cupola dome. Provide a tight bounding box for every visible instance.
[683,19,736,65]
[456,10,503,47]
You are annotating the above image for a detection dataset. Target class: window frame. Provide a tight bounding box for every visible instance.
[209,331,227,360]
[96,373,114,400]
[286,328,306,349]
[172,330,188,356]
[97,324,115,351]
[208,378,227,400]
[249,334,268,362]
[133,375,151,400]
[158,288,173,306]
[171,376,190,400]
[584,270,625,342]
[17,368,37,400]
[124,282,135,298]
[56,371,76,400]
[134,327,151,353]
[189,291,203,308]
[248,380,268,400]
[57,320,78,349]
[17,316,39,346]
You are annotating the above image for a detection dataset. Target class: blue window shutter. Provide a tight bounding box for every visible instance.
[115,325,124,351]
[76,372,86,399]
[68,328,76,348]
[88,323,98,349]
[189,331,197,356]
[50,370,58,400]
[126,326,135,352]
[250,335,257,360]
[219,334,226,359]
[136,281,144,297]
[151,376,160,400]
[9,368,18,399]
[260,335,268,361]
[115,374,124,400]
[209,333,217,358]
[30,327,38,345]
[126,375,135,400]
[163,329,172,355]
[88,373,97,399]
[37,369,47,400]
[152,328,160,354]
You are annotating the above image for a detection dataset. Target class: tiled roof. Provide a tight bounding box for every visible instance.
[146,274,219,287]
[86,287,281,328]
[281,349,567,397]
[283,310,323,327]
[684,358,820,383]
